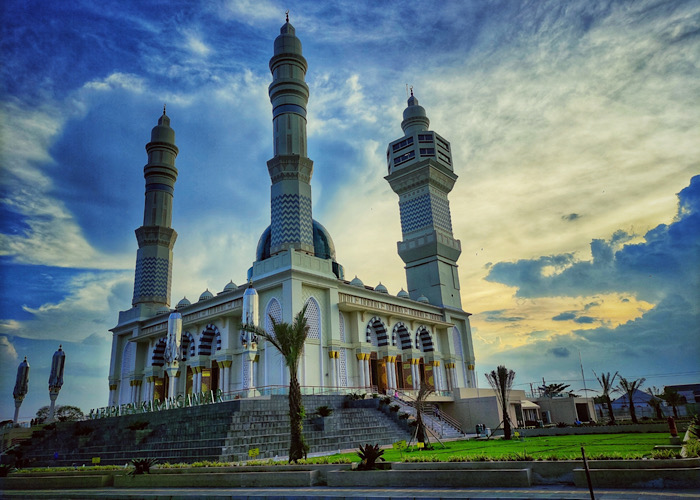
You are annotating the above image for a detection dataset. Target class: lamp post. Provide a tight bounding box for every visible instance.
[13,357,30,426]
[47,345,65,423]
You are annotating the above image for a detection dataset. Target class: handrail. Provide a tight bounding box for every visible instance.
[394,390,465,434]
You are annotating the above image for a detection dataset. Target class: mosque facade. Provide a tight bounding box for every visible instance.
[107,20,476,407]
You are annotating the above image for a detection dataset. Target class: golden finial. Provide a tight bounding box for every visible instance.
[286,10,289,23]
[163,103,167,115]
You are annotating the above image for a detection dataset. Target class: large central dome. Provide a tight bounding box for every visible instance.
[255,219,344,278]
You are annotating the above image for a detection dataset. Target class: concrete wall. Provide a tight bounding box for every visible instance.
[535,397,596,424]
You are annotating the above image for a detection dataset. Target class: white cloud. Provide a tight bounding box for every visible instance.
[0,335,18,365]
[3,271,132,343]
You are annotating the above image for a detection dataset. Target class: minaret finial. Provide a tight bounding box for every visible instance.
[410,86,414,97]
[286,10,289,23]
[163,103,166,115]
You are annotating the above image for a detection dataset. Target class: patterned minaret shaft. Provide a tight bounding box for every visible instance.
[267,19,314,255]
[132,109,179,307]
[385,94,463,308]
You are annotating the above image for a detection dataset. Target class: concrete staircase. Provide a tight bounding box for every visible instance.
[221,395,410,461]
[13,395,410,466]
[392,398,466,440]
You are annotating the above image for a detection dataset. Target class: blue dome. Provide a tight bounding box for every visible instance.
[256,219,337,261]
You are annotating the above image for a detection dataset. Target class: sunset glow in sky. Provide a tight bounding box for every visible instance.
[1,0,699,421]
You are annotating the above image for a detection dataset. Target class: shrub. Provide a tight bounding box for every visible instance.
[651,449,682,459]
[128,458,158,475]
[390,405,400,412]
[316,405,334,417]
[356,443,385,470]
[380,396,391,405]
[398,412,410,420]
[0,464,16,477]
[401,454,440,462]
[685,439,700,458]
[556,422,568,428]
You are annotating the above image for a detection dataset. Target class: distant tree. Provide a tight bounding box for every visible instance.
[646,387,665,420]
[242,304,309,462]
[617,377,646,424]
[485,365,516,440]
[35,405,84,424]
[594,371,619,424]
[538,383,579,398]
[661,387,684,418]
[538,383,570,398]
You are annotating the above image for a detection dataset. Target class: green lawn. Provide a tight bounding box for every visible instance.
[332,433,670,462]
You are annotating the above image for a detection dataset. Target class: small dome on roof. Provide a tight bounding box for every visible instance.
[417,295,430,304]
[397,289,410,299]
[223,280,237,292]
[176,297,191,308]
[199,289,214,302]
[156,306,171,315]
[349,276,364,287]
[375,283,388,294]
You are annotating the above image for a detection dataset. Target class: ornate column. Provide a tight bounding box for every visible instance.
[47,346,65,423]
[108,383,118,406]
[363,354,371,389]
[13,357,29,425]
[412,359,420,390]
[356,353,365,388]
[329,351,339,388]
[219,361,232,395]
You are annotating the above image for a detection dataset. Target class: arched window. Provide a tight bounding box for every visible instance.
[180,332,195,361]
[304,297,321,340]
[265,298,283,337]
[415,326,434,352]
[151,338,166,366]
[366,317,389,347]
[198,324,220,356]
[393,323,412,350]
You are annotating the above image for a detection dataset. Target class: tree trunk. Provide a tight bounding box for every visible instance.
[605,396,616,424]
[629,401,638,424]
[502,401,512,440]
[287,372,306,462]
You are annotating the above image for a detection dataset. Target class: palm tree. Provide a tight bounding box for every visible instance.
[646,387,664,420]
[661,387,683,418]
[242,304,309,462]
[594,371,619,424]
[538,383,571,398]
[485,365,516,440]
[413,383,434,448]
[617,376,646,424]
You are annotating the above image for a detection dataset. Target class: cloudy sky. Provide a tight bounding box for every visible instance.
[1,0,698,421]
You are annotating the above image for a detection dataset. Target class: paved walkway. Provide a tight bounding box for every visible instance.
[3,486,700,499]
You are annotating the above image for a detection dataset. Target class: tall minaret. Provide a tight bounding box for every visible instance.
[385,92,463,309]
[132,108,179,310]
[267,15,314,256]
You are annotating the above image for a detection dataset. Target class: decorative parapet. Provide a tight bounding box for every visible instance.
[338,292,449,326]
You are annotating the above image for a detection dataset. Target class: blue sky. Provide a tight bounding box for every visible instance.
[1,0,699,421]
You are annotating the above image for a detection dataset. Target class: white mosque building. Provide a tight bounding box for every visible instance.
[108,19,477,407]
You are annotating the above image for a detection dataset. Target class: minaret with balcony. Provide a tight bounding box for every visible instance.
[267,17,314,256]
[132,108,179,312]
[385,92,463,309]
